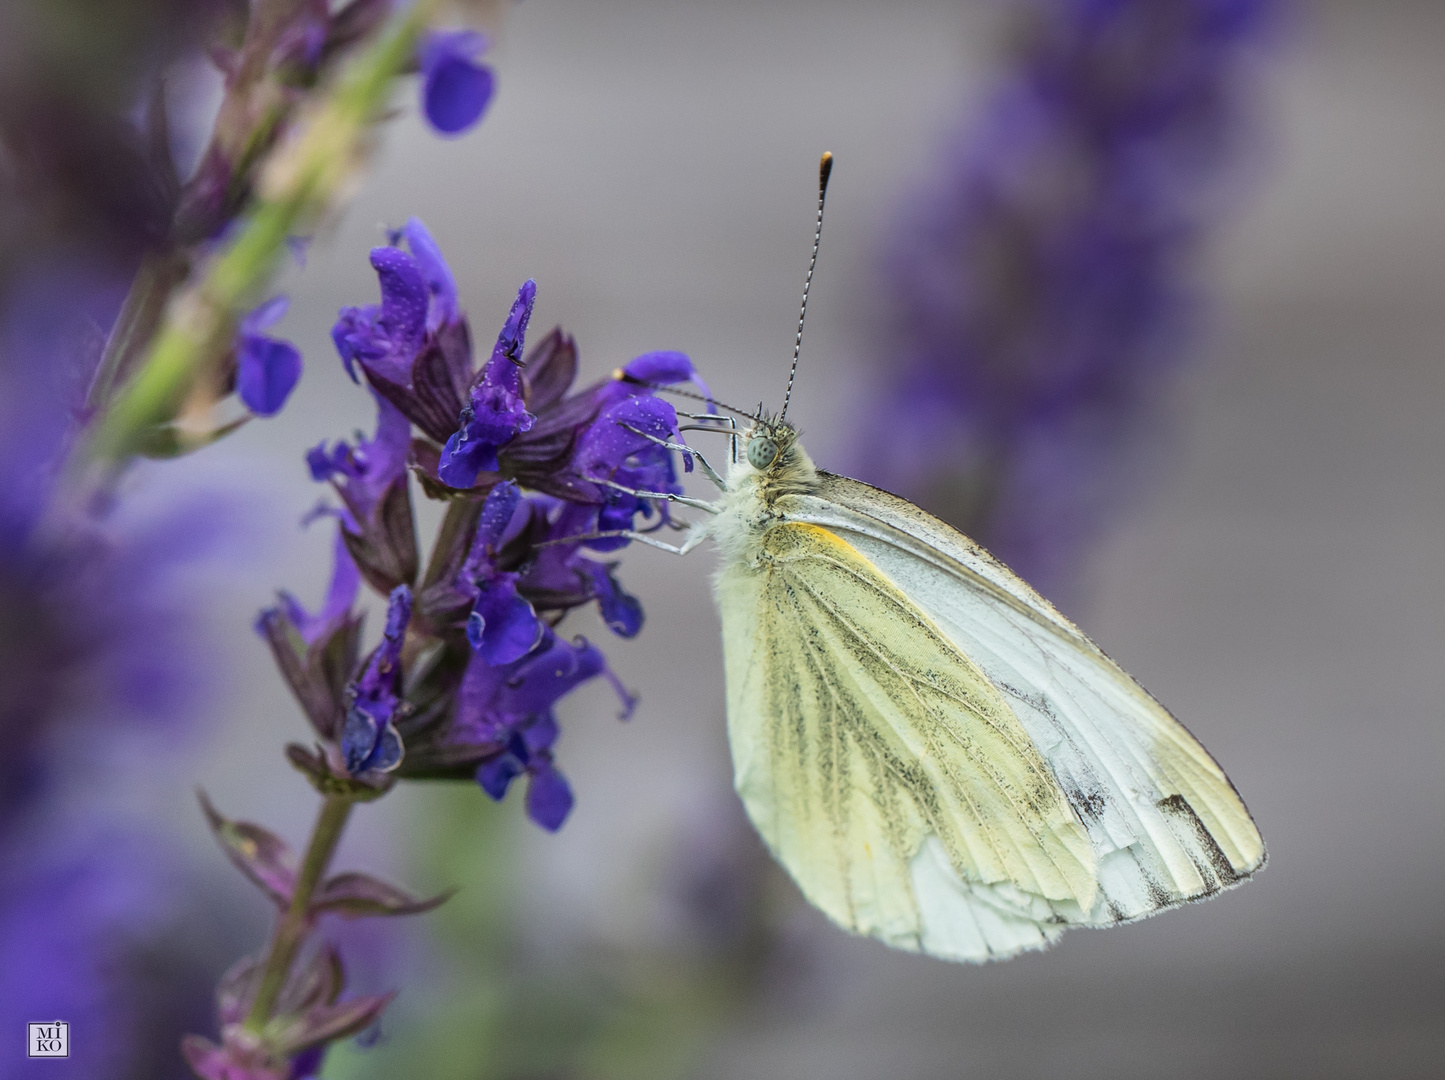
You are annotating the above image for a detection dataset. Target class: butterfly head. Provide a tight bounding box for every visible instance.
[739,415,816,497]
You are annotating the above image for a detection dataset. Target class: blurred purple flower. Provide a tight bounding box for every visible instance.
[236,296,303,416]
[0,815,250,1080]
[417,29,495,136]
[0,273,238,830]
[0,835,160,1077]
[848,0,1276,601]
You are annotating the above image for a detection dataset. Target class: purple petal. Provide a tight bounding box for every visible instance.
[492,280,537,367]
[310,392,411,522]
[419,28,488,68]
[242,294,290,334]
[419,31,494,136]
[495,634,606,716]
[623,349,713,404]
[578,395,678,471]
[331,304,377,382]
[466,576,542,665]
[382,584,412,642]
[237,334,302,416]
[438,428,498,487]
[370,246,429,356]
[587,562,644,638]
[476,751,524,801]
[437,296,538,487]
[395,217,458,327]
[525,761,574,831]
[623,350,694,385]
[341,703,383,774]
[293,1045,327,1080]
[343,585,412,774]
[463,482,522,576]
[519,712,558,754]
[287,235,312,267]
[277,531,360,645]
[369,723,404,773]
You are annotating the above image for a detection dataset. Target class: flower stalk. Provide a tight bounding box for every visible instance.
[244,793,355,1034]
[83,0,440,469]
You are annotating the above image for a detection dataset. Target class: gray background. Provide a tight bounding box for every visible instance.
[139,0,1444,1076]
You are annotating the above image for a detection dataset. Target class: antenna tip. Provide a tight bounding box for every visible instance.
[819,152,833,192]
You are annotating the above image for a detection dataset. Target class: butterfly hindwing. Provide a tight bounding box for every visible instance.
[718,521,1099,961]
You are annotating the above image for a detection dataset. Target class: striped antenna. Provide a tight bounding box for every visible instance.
[779,151,833,423]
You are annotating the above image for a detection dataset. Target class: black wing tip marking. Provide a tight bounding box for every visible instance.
[1156,793,1262,888]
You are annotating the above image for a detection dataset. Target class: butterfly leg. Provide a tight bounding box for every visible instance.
[595,477,720,515]
[618,422,727,491]
[676,412,740,469]
[540,526,710,556]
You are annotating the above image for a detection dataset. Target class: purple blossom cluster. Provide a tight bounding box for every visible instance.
[266,218,702,830]
[849,0,1274,600]
[178,220,704,1077]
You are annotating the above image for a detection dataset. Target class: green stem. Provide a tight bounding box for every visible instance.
[244,794,354,1032]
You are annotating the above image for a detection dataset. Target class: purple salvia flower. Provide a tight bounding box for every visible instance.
[236,296,304,416]
[330,220,476,446]
[390,217,460,330]
[847,0,1275,601]
[332,247,430,384]
[585,561,644,638]
[456,628,631,831]
[341,585,412,776]
[305,387,418,597]
[274,531,362,648]
[255,531,364,747]
[461,483,543,664]
[623,349,712,398]
[437,280,538,488]
[466,575,543,665]
[307,389,411,528]
[417,30,496,137]
[575,393,682,550]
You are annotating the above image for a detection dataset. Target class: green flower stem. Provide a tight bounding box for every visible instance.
[245,793,355,1033]
[83,0,439,467]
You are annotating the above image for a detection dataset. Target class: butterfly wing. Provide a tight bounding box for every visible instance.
[776,473,1266,932]
[718,520,1103,961]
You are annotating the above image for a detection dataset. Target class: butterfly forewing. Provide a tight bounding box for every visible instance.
[777,474,1266,921]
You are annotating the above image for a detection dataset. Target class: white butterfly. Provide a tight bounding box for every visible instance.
[605,155,1264,963]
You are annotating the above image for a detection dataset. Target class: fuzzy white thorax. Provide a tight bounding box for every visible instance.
[704,422,820,570]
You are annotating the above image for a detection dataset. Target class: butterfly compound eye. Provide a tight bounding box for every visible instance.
[747,436,779,470]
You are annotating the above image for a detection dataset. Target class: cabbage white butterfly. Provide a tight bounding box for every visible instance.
[609,154,1265,962]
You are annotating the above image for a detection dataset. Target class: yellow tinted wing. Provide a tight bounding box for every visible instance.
[787,474,1266,907]
[718,522,1095,957]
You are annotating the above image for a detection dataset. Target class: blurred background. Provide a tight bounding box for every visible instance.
[3,0,1444,1077]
